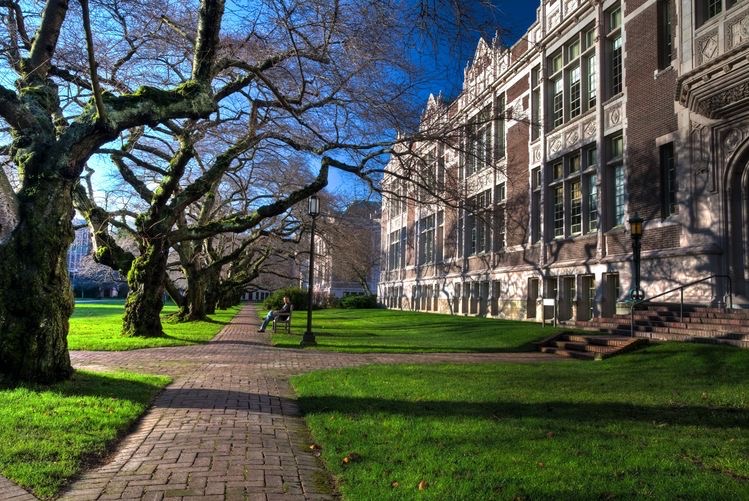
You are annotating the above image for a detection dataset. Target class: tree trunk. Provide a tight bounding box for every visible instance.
[122,239,169,337]
[0,177,74,383]
[204,269,221,314]
[179,263,208,321]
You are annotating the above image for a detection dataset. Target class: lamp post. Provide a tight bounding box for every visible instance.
[301,195,320,347]
[629,213,644,302]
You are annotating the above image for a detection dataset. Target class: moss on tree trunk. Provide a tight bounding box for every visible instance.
[122,240,169,337]
[178,263,208,321]
[0,176,74,383]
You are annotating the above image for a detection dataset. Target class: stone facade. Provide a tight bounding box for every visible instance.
[379,0,749,322]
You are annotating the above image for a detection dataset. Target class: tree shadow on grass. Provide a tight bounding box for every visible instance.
[295,395,746,428]
[1,370,167,403]
[141,386,746,429]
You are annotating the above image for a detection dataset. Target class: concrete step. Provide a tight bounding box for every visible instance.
[539,346,600,360]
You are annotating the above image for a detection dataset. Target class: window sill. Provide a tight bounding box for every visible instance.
[654,65,674,79]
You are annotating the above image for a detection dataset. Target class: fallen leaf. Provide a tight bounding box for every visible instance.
[309,444,321,450]
[342,452,362,464]
[418,479,428,490]
[546,431,555,439]
[391,481,399,488]
[537,462,545,468]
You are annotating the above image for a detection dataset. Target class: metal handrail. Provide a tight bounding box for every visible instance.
[629,274,733,337]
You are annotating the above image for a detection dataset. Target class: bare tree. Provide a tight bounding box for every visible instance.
[0,0,222,382]
[0,0,506,382]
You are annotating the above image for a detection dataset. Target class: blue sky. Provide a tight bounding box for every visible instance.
[413,2,539,101]
[329,2,540,202]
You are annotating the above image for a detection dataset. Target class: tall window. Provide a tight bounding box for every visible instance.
[436,210,445,262]
[607,5,623,97]
[570,180,582,235]
[495,94,506,160]
[587,173,599,232]
[465,190,492,255]
[466,105,492,176]
[552,184,564,238]
[546,149,599,240]
[419,149,435,202]
[531,167,542,242]
[607,135,625,227]
[551,76,564,128]
[586,147,599,232]
[531,66,541,141]
[587,53,597,108]
[418,215,435,265]
[436,144,445,192]
[388,229,402,270]
[387,178,406,218]
[696,0,737,27]
[547,24,597,130]
[660,142,678,217]
[457,203,464,258]
[657,0,673,70]
[494,182,506,251]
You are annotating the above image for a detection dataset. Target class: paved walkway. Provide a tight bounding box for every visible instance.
[3,304,555,500]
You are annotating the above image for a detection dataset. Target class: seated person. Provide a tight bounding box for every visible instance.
[258,295,292,332]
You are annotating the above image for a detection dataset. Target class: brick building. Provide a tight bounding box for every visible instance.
[379,0,749,322]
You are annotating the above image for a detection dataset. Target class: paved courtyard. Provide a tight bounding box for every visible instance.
[1,304,554,500]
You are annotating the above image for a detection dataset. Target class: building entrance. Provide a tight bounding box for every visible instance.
[727,151,749,301]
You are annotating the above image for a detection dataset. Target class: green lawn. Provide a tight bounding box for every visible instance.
[292,342,749,500]
[69,300,240,350]
[0,371,170,499]
[271,308,557,352]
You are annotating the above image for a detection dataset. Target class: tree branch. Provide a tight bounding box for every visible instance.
[79,0,106,123]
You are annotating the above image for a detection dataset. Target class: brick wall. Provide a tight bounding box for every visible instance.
[642,225,680,251]
[505,121,530,247]
[624,2,678,224]
[547,235,599,264]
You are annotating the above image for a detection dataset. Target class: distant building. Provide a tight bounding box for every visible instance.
[67,219,91,276]
[379,0,749,321]
[302,200,381,301]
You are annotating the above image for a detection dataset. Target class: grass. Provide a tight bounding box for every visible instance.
[271,308,556,352]
[68,300,240,350]
[0,370,170,499]
[292,342,749,500]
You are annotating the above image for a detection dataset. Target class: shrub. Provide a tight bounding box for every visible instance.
[340,294,378,309]
[263,287,307,311]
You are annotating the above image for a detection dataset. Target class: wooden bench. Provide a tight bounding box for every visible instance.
[272,307,292,333]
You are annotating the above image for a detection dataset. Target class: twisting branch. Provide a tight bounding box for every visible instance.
[79,0,106,123]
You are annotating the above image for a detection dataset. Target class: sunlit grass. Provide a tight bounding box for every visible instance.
[272,308,558,352]
[68,300,240,350]
[0,371,170,499]
[293,342,749,500]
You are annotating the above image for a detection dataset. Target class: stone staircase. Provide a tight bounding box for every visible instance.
[536,333,647,360]
[574,303,749,349]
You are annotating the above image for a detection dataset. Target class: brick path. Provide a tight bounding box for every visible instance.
[3,304,555,500]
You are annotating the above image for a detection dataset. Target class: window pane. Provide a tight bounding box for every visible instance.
[553,185,565,237]
[610,35,622,95]
[552,77,564,127]
[569,66,581,118]
[568,39,580,61]
[570,180,582,234]
[614,164,625,226]
[610,7,621,30]
[587,55,597,107]
[569,154,581,174]
[553,162,564,180]
[552,53,563,73]
[587,174,598,231]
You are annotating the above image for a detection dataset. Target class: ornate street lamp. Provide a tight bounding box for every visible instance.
[300,195,320,347]
[629,213,644,302]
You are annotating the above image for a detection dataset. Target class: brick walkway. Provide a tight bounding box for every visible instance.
[3,304,555,500]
